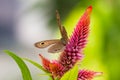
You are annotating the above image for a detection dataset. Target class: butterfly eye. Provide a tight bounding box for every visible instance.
[40,42,45,45]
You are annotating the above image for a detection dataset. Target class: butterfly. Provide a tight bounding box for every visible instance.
[34,10,68,53]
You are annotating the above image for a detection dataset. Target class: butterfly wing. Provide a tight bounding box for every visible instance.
[48,41,65,53]
[56,10,68,45]
[34,10,68,53]
[60,26,68,44]
[34,39,60,48]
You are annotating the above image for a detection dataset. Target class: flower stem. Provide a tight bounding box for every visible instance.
[52,76,55,80]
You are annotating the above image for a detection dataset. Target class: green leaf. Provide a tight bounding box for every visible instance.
[23,58,48,73]
[4,50,32,80]
[60,64,79,80]
[49,77,53,80]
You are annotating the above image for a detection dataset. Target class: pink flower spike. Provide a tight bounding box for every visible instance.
[59,6,92,72]
[78,70,102,80]
[68,6,92,51]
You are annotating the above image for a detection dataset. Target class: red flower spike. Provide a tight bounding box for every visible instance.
[49,61,64,78]
[39,54,51,71]
[78,70,102,80]
[59,6,92,72]
[39,54,65,77]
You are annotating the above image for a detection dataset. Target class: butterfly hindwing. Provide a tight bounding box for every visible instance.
[48,41,65,53]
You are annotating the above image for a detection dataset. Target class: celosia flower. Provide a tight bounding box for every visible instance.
[39,54,64,78]
[78,70,102,80]
[59,6,92,72]
[49,61,64,77]
[39,6,102,80]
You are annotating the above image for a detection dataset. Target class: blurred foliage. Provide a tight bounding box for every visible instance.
[29,0,120,80]
[60,64,79,80]
[4,50,32,80]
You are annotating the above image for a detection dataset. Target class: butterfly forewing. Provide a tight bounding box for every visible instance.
[60,26,68,44]
[56,10,68,45]
[34,39,60,48]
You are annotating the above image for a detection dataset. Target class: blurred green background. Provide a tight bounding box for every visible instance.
[0,0,120,80]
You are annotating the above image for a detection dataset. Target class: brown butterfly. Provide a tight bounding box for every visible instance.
[34,10,68,53]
